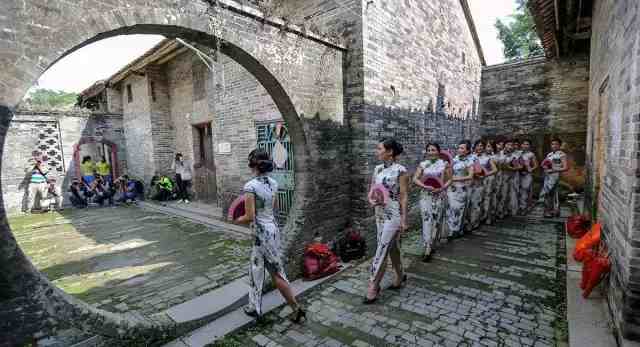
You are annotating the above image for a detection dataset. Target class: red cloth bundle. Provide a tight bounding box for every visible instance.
[581,250,610,298]
[566,215,590,239]
[573,223,601,262]
[303,243,340,280]
[227,195,246,221]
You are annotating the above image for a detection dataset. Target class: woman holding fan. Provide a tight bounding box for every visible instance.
[234,149,305,323]
[446,140,474,239]
[364,138,408,304]
[413,143,451,262]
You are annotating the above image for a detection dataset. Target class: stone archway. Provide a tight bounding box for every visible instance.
[0,1,345,344]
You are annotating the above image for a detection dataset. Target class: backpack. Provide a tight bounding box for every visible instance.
[303,243,340,281]
[338,229,366,262]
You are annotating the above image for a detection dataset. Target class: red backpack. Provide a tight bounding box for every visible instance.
[303,243,340,280]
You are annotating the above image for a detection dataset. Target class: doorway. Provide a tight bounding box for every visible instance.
[192,122,217,204]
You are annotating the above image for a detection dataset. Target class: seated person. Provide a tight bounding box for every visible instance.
[93,174,115,206]
[69,179,88,208]
[152,175,175,201]
[115,175,138,203]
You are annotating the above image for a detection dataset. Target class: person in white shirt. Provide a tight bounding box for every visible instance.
[171,153,194,203]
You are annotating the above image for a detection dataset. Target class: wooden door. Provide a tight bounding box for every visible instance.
[192,122,217,204]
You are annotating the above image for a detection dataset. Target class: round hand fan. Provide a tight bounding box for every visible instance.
[473,161,484,176]
[541,159,552,170]
[439,150,453,165]
[422,176,443,189]
[369,183,390,206]
[228,195,246,221]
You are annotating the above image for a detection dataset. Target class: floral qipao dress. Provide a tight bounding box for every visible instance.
[418,158,447,249]
[478,153,495,224]
[244,175,288,316]
[540,150,566,216]
[466,153,484,231]
[519,150,537,213]
[370,162,407,281]
[495,150,508,219]
[446,155,471,237]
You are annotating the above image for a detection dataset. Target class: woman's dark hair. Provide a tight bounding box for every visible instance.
[425,142,441,153]
[248,149,274,173]
[513,138,521,144]
[380,138,404,157]
[82,156,91,163]
[485,141,495,151]
[459,140,472,152]
[175,153,183,160]
[473,140,484,149]
[551,137,563,145]
[521,139,532,145]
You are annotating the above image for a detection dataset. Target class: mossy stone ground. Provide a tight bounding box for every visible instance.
[210,207,568,347]
[9,206,252,315]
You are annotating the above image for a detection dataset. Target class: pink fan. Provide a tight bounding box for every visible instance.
[228,195,246,221]
[473,161,484,176]
[439,150,453,165]
[369,183,390,206]
[541,159,552,170]
[422,176,443,189]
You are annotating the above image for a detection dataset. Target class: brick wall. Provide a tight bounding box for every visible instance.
[121,74,155,183]
[1,111,126,215]
[479,56,590,192]
[147,65,175,177]
[588,0,640,340]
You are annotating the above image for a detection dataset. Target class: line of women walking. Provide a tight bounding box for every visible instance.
[363,137,568,303]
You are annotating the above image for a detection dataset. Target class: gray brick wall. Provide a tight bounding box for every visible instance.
[479,56,590,192]
[588,0,640,340]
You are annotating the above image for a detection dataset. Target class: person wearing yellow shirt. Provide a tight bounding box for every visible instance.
[80,156,96,185]
[96,156,112,184]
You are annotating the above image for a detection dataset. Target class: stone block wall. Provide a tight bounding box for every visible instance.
[121,74,155,184]
[588,0,640,340]
[349,0,483,244]
[147,65,176,177]
[1,111,126,215]
[479,56,590,192]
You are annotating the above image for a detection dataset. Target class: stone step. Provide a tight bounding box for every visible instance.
[162,263,353,347]
[138,201,251,238]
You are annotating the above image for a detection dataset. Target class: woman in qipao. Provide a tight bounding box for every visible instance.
[480,141,499,225]
[446,140,474,239]
[413,143,451,262]
[364,138,409,304]
[518,139,538,215]
[539,138,568,218]
[467,141,486,231]
[235,149,306,323]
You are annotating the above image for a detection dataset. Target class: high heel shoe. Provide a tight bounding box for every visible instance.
[290,307,307,324]
[389,274,407,290]
[243,306,259,318]
[362,286,381,304]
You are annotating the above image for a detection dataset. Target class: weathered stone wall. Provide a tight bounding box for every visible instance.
[147,65,176,178]
[349,0,483,243]
[479,56,590,192]
[121,74,156,183]
[588,0,640,340]
[1,111,126,215]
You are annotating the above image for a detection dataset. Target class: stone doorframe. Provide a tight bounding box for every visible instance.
[0,1,345,343]
[73,138,119,180]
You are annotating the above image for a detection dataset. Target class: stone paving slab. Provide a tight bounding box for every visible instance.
[206,207,568,347]
[9,206,252,316]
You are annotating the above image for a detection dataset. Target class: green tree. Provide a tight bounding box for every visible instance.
[495,0,544,60]
[23,88,79,110]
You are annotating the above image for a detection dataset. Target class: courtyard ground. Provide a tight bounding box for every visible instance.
[206,209,568,347]
[9,206,252,315]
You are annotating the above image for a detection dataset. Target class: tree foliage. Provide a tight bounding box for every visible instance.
[495,0,544,60]
[22,89,79,110]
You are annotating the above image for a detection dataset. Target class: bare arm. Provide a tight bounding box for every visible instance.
[413,166,429,189]
[529,156,539,172]
[236,193,256,225]
[488,159,498,176]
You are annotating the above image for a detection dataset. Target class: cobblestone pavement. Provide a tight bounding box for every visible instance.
[9,206,252,315]
[212,211,567,347]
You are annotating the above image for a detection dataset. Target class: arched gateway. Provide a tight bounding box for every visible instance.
[0,1,346,344]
